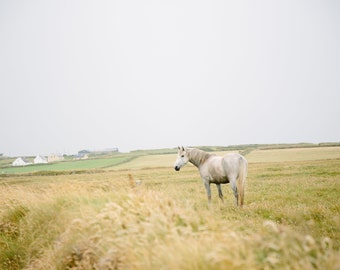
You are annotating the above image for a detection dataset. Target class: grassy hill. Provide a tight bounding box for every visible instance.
[0,155,131,175]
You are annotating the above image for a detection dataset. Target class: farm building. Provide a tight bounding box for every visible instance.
[77,150,91,158]
[34,155,48,164]
[12,157,32,166]
[48,154,64,163]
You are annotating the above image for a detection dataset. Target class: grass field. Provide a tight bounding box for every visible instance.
[0,147,339,269]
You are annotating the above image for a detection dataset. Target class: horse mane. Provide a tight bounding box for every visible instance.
[187,148,213,168]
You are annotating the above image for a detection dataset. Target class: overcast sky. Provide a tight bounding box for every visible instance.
[1,0,339,156]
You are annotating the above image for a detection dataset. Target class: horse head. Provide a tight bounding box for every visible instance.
[174,146,189,171]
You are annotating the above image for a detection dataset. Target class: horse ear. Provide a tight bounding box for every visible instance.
[181,146,185,151]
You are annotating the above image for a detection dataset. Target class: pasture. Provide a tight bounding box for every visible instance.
[0,147,339,269]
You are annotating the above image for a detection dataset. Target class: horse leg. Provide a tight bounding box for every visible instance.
[204,181,212,203]
[230,179,238,206]
[216,184,224,203]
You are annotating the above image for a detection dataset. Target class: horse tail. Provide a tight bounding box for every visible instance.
[237,156,248,207]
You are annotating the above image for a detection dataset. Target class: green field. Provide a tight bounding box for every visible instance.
[0,146,339,269]
[0,155,133,174]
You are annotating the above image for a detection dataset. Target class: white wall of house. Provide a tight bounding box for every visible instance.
[34,155,48,164]
[12,157,32,166]
[48,154,64,163]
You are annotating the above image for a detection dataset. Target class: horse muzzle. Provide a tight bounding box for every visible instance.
[174,166,180,171]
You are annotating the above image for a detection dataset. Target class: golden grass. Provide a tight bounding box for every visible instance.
[0,149,340,269]
[246,146,340,163]
[110,154,178,170]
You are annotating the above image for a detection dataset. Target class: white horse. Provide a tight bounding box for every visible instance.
[174,146,248,207]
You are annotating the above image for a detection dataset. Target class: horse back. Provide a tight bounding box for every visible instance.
[222,153,246,178]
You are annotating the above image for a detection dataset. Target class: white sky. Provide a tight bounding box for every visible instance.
[1,0,339,156]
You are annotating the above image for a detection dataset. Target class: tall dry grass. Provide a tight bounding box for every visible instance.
[0,158,339,269]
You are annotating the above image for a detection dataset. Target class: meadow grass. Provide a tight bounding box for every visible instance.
[246,146,340,163]
[110,154,178,170]
[0,148,339,269]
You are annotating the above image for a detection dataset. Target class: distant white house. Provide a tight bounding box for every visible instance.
[34,155,48,164]
[48,154,64,163]
[12,157,32,167]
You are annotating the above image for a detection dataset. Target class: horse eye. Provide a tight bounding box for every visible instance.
[181,155,184,158]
